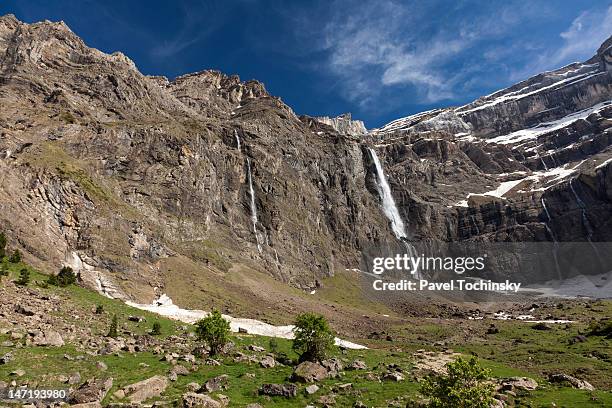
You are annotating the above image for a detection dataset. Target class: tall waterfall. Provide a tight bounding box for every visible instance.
[368,147,407,240]
[368,148,421,279]
[247,157,262,252]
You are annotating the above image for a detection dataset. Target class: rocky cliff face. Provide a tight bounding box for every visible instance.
[315,113,367,136]
[0,15,610,303]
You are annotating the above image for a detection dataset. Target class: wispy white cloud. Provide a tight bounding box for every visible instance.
[511,5,612,80]
[317,0,543,108]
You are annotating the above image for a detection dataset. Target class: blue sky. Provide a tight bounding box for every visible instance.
[2,1,611,128]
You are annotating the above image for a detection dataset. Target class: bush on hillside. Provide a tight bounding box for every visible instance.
[48,266,77,287]
[420,356,495,408]
[195,310,230,356]
[15,268,30,286]
[9,249,21,263]
[292,312,335,363]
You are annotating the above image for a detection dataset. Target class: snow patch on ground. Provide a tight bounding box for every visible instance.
[127,294,367,349]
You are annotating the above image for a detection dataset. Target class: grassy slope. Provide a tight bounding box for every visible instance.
[0,259,611,407]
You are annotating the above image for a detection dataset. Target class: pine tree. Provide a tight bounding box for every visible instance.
[9,249,21,263]
[16,268,30,286]
[107,314,118,338]
[0,232,6,258]
[151,321,162,336]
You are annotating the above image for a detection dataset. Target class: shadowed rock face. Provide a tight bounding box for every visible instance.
[0,14,610,299]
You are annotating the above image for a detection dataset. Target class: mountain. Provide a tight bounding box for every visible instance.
[0,14,610,311]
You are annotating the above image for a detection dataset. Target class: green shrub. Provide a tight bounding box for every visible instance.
[107,314,118,338]
[151,321,162,336]
[9,249,21,263]
[0,232,6,258]
[16,268,30,286]
[195,309,230,356]
[95,305,104,314]
[48,266,77,287]
[0,263,8,277]
[420,356,495,408]
[269,337,279,354]
[588,319,612,338]
[292,312,335,362]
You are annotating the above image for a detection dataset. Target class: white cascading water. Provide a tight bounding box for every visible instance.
[541,197,561,280]
[368,148,421,279]
[234,129,241,151]
[368,147,407,239]
[247,157,262,252]
[570,179,602,267]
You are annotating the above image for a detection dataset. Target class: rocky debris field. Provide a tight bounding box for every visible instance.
[1,260,611,407]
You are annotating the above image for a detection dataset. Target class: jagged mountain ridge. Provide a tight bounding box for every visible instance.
[0,14,610,305]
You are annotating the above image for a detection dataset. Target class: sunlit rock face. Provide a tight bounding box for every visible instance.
[0,14,610,299]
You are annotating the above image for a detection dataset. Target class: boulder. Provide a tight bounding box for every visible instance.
[499,377,538,391]
[259,383,298,398]
[123,375,169,403]
[186,382,201,393]
[33,330,64,346]
[383,372,405,382]
[0,352,13,364]
[305,384,320,395]
[349,360,367,370]
[292,361,328,383]
[181,392,222,408]
[69,378,113,404]
[259,355,276,368]
[204,374,229,393]
[548,373,594,390]
[170,365,191,376]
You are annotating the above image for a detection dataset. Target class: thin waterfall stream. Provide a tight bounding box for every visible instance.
[247,157,262,253]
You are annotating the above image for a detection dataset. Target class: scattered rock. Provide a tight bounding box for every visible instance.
[204,374,229,393]
[383,372,405,382]
[499,377,538,391]
[259,383,298,398]
[69,378,114,404]
[10,369,25,377]
[531,323,552,331]
[181,392,222,408]
[318,394,336,405]
[15,305,36,316]
[292,361,328,383]
[248,345,266,352]
[33,330,64,347]
[68,372,82,385]
[123,375,169,403]
[349,360,367,370]
[259,355,276,368]
[548,373,595,390]
[96,361,108,371]
[186,382,201,393]
[568,335,587,344]
[170,365,191,376]
[128,316,146,322]
[487,324,499,334]
[0,352,13,364]
[305,384,320,395]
